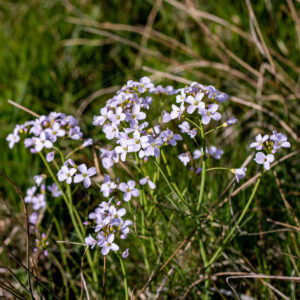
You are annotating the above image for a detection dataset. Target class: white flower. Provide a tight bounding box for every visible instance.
[118,180,139,201]
[178,153,190,166]
[254,152,274,170]
[250,134,269,151]
[73,164,97,188]
[101,234,119,255]
[231,168,247,183]
[140,176,156,189]
[57,166,77,184]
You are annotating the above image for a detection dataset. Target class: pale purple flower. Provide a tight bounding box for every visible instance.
[223,116,238,127]
[85,234,97,249]
[176,89,186,104]
[270,131,291,151]
[32,194,46,210]
[69,126,83,140]
[115,139,130,162]
[34,132,53,152]
[128,105,146,126]
[232,167,247,183]
[25,186,37,203]
[254,152,274,170]
[162,111,171,123]
[143,136,163,158]
[185,93,205,114]
[161,129,182,146]
[6,133,20,149]
[208,146,223,160]
[200,104,221,125]
[119,180,139,201]
[108,107,126,125]
[101,234,119,255]
[47,183,62,197]
[57,165,77,184]
[34,175,44,186]
[178,121,197,138]
[73,164,97,188]
[45,122,65,142]
[193,149,204,160]
[103,124,119,140]
[122,248,129,258]
[46,151,55,162]
[81,138,93,148]
[140,176,156,189]
[170,104,185,120]
[250,134,269,150]
[101,175,117,197]
[178,153,190,166]
[120,220,133,239]
[29,212,38,225]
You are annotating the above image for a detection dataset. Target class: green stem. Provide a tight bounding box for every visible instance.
[208,177,261,266]
[39,152,98,285]
[196,122,206,211]
[119,255,129,300]
[206,167,230,172]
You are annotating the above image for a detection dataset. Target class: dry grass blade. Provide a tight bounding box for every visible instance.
[76,86,120,118]
[80,247,90,300]
[135,0,163,69]
[8,99,40,118]
[230,96,299,142]
[286,0,300,52]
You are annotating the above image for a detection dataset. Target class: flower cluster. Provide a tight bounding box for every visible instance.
[6,112,83,152]
[251,131,291,170]
[93,77,182,169]
[34,232,49,256]
[93,78,230,171]
[57,160,96,188]
[25,174,62,225]
[85,200,132,256]
[162,82,228,128]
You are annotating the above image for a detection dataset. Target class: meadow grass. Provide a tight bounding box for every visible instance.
[0,0,299,299]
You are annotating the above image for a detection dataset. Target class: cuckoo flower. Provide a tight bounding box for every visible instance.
[73,164,97,188]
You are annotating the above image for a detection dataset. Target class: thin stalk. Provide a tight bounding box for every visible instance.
[208,177,261,266]
[118,255,129,300]
[206,167,230,172]
[196,122,206,211]
[39,152,98,284]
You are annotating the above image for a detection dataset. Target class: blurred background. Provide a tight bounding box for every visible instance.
[0,0,300,298]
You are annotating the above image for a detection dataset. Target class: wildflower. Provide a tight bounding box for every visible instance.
[6,132,20,149]
[45,122,65,142]
[34,132,53,152]
[185,92,205,114]
[69,126,82,140]
[223,116,238,127]
[250,134,269,151]
[161,129,182,146]
[176,89,186,104]
[140,176,156,189]
[32,194,46,210]
[29,212,38,225]
[178,121,197,138]
[73,164,97,188]
[193,149,204,160]
[208,146,223,159]
[101,234,119,255]
[34,175,44,186]
[270,131,291,151]
[25,186,37,203]
[178,153,190,166]
[231,168,247,183]
[118,180,139,201]
[162,111,172,123]
[47,183,62,197]
[46,151,55,162]
[120,220,133,239]
[101,175,117,197]
[170,104,185,120]
[122,248,129,258]
[85,234,97,249]
[57,165,77,184]
[81,138,93,148]
[115,139,130,162]
[254,152,274,170]
[200,104,221,125]
[143,136,163,158]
